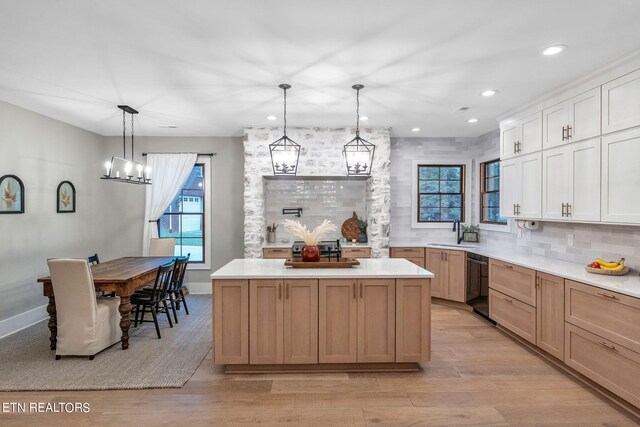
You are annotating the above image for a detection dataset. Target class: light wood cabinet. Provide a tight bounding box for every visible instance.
[249,280,284,364]
[543,88,601,149]
[602,68,640,134]
[489,259,537,306]
[601,127,640,223]
[390,247,426,268]
[341,247,371,259]
[500,152,542,219]
[262,248,292,259]
[319,279,358,363]
[565,280,640,354]
[565,323,640,409]
[542,138,601,222]
[357,279,395,362]
[395,279,431,362]
[283,279,318,364]
[536,272,565,360]
[489,289,536,344]
[424,248,465,302]
[213,280,249,364]
[500,112,542,159]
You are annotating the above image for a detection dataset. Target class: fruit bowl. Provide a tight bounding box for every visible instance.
[584,264,630,276]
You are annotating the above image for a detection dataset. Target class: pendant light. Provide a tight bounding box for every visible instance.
[343,84,375,176]
[269,84,300,175]
[101,105,151,185]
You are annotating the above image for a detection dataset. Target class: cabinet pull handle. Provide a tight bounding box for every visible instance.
[360,283,363,299]
[445,252,448,261]
[566,203,571,216]
[513,141,517,153]
[516,204,520,215]
[353,283,356,299]
[562,126,567,141]
[513,204,516,215]
[505,297,513,304]
[597,292,618,300]
[504,264,513,269]
[286,283,289,300]
[517,141,521,153]
[279,283,282,300]
[561,203,566,217]
[597,341,616,351]
[567,125,572,139]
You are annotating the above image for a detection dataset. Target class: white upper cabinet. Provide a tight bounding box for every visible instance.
[602,69,640,134]
[500,112,542,159]
[543,88,601,149]
[602,127,640,223]
[500,153,541,219]
[543,138,601,222]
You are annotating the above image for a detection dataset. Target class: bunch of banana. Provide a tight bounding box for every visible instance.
[590,258,625,271]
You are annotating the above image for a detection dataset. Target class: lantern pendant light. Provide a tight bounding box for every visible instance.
[269,84,300,175]
[343,84,375,176]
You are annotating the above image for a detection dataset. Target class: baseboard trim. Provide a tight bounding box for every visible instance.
[186,282,211,294]
[0,305,48,340]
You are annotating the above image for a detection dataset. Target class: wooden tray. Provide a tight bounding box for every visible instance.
[284,258,360,268]
[584,265,630,276]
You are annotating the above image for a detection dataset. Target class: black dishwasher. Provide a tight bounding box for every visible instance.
[466,253,494,323]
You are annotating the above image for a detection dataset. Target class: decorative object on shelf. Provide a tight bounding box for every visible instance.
[585,258,629,275]
[461,224,480,243]
[269,84,300,176]
[343,84,375,176]
[341,211,361,241]
[357,218,368,243]
[266,223,278,243]
[283,219,337,262]
[284,258,360,269]
[0,174,24,214]
[282,207,303,217]
[101,105,152,185]
[56,181,76,213]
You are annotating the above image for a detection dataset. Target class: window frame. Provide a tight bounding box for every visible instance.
[480,158,507,226]
[416,164,466,223]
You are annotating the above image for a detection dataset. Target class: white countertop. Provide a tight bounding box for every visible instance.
[211,258,434,280]
[389,240,640,299]
[263,242,372,249]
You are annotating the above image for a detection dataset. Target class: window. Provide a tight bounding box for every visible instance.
[480,159,507,225]
[417,165,465,222]
[158,164,206,263]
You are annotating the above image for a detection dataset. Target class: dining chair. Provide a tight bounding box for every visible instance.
[131,260,175,339]
[171,254,190,316]
[87,253,100,265]
[149,238,176,256]
[47,259,121,360]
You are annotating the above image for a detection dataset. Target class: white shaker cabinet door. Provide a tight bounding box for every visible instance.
[602,128,640,223]
[542,146,569,220]
[520,152,542,219]
[569,88,601,143]
[602,69,640,134]
[519,112,543,156]
[568,138,601,222]
[501,122,520,159]
[500,157,520,218]
[543,101,569,149]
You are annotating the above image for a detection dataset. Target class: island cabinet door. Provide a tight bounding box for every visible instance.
[357,279,396,363]
[213,280,249,365]
[425,249,445,299]
[319,279,358,363]
[283,280,318,364]
[396,279,431,363]
[249,280,284,365]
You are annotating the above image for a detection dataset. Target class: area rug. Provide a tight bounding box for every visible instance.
[0,295,211,391]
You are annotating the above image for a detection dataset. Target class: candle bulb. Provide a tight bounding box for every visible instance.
[124,162,132,179]
[116,170,120,178]
[145,166,151,180]
[136,164,143,178]
[104,161,111,176]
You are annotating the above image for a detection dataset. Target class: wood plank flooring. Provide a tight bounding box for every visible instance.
[1,303,638,426]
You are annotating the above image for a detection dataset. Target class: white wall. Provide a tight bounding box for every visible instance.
[0,100,112,324]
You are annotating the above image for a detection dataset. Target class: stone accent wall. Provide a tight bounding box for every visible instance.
[244,126,391,258]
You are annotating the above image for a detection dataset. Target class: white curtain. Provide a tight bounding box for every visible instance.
[142,153,198,255]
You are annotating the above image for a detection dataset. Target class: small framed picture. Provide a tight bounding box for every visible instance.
[0,175,24,214]
[57,181,76,213]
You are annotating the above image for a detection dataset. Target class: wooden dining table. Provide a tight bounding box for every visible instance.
[37,256,176,350]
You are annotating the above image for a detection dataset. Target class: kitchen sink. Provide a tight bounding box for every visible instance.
[427,243,477,249]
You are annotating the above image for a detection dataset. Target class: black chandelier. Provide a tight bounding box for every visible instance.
[269,84,300,175]
[343,84,375,176]
[101,105,151,185]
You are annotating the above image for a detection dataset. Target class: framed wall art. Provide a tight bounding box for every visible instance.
[0,174,24,214]
[57,181,76,213]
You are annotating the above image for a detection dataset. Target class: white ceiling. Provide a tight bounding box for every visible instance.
[1,0,640,137]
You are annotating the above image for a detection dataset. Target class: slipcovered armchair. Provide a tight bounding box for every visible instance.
[47,259,121,360]
[149,238,176,256]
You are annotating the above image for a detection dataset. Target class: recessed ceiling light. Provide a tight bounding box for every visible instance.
[360,116,368,121]
[481,89,499,97]
[267,115,277,121]
[411,128,421,132]
[541,45,567,56]
[157,125,178,128]
[468,118,479,124]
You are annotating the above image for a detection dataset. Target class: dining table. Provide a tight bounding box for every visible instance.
[37,256,176,350]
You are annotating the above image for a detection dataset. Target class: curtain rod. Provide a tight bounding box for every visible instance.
[141,152,217,157]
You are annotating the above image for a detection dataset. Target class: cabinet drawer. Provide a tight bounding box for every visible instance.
[489,259,537,306]
[565,323,640,409]
[342,247,371,258]
[263,248,292,259]
[405,257,425,268]
[390,247,425,258]
[565,280,640,353]
[489,289,536,344]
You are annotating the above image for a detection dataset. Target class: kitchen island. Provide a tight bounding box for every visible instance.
[211,258,433,373]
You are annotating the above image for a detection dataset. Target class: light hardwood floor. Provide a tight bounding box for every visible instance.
[1,303,638,426]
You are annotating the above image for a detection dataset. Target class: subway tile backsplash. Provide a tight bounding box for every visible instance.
[265,179,367,243]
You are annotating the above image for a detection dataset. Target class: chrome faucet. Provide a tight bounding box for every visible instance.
[452,220,464,245]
